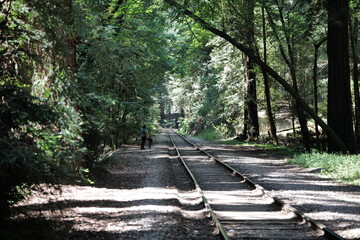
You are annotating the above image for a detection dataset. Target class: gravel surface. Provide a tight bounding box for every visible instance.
[8,130,360,239]
[186,136,360,240]
[9,132,218,240]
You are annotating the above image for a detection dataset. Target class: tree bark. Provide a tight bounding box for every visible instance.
[261,7,278,144]
[312,38,326,149]
[349,13,360,145]
[164,0,349,153]
[244,56,259,139]
[327,0,353,152]
[237,0,259,139]
[64,0,77,76]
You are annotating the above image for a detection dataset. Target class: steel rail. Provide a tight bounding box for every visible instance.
[173,130,345,240]
[167,132,231,240]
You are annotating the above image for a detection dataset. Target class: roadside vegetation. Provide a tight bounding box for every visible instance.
[289,153,360,186]
[190,127,360,186]
[189,127,297,156]
[1,0,360,236]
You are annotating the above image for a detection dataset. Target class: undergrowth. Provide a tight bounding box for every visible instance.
[184,127,360,186]
[194,127,221,141]
[218,139,297,156]
[288,152,360,186]
[191,128,296,156]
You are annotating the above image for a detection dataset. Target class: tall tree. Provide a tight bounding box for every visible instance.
[312,38,326,149]
[242,0,260,139]
[265,2,311,151]
[350,2,360,144]
[164,0,349,153]
[261,6,278,144]
[327,0,353,152]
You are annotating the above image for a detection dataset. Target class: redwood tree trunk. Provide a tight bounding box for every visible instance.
[64,0,77,75]
[244,56,259,139]
[313,43,320,149]
[350,13,360,145]
[242,0,259,139]
[327,0,353,152]
[164,0,349,153]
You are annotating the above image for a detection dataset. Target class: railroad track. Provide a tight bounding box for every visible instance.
[166,129,344,240]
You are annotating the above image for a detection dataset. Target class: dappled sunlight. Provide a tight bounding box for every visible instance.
[186,138,360,239]
[337,228,360,239]
[215,210,297,220]
[14,185,207,235]
[67,205,206,232]
[150,153,174,159]
[22,186,181,204]
[204,190,274,205]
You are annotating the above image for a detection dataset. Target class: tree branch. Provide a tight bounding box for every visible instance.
[164,0,349,153]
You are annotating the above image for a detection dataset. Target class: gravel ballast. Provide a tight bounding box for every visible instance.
[186,136,360,239]
[9,131,360,239]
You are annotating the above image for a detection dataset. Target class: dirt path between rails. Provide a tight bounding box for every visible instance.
[7,130,360,239]
[186,136,360,240]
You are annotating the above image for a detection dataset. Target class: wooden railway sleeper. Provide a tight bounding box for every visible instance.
[173,130,345,240]
[168,133,231,240]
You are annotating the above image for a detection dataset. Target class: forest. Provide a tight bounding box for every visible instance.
[1,0,360,225]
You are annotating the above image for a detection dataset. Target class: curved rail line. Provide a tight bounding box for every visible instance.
[167,129,344,240]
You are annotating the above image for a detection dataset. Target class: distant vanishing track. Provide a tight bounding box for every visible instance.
[166,129,344,240]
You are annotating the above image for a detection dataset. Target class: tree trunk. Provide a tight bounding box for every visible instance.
[265,5,310,151]
[262,7,278,144]
[244,56,259,139]
[327,0,353,152]
[241,0,259,140]
[275,3,311,152]
[350,13,360,146]
[291,100,296,137]
[313,38,326,150]
[164,0,349,153]
[64,0,77,75]
[313,43,320,149]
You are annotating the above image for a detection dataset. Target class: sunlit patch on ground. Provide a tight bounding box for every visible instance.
[189,138,360,239]
[9,135,218,239]
[13,186,207,234]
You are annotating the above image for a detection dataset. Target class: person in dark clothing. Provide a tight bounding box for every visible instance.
[140,125,146,150]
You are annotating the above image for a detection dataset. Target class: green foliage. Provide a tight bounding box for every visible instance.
[167,35,244,137]
[218,139,296,156]
[0,85,76,219]
[1,0,358,228]
[164,0,335,147]
[1,0,90,220]
[288,152,360,185]
[71,0,174,164]
[194,127,221,141]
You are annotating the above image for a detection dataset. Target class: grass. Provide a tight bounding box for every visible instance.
[217,139,297,157]
[192,128,297,157]
[189,127,360,186]
[194,127,221,141]
[288,152,360,186]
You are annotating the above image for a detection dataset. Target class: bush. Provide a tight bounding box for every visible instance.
[0,85,73,220]
[195,127,221,141]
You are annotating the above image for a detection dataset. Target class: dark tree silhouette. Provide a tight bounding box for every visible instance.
[327,0,353,152]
